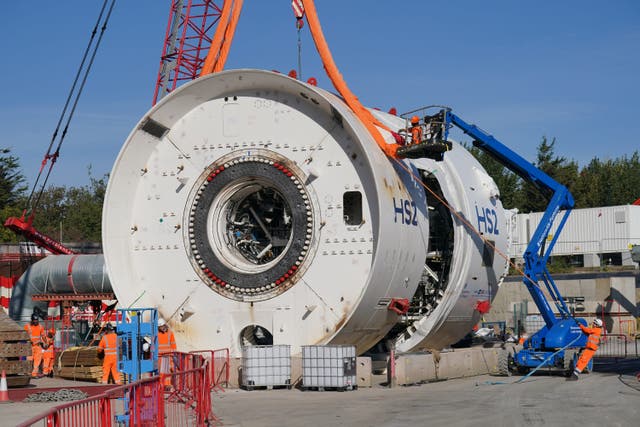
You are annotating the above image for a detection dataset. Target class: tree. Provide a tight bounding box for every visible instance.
[63,173,107,242]
[572,151,640,208]
[0,148,28,242]
[607,152,640,205]
[31,168,108,242]
[573,158,604,208]
[521,137,578,213]
[30,185,67,240]
[0,148,27,210]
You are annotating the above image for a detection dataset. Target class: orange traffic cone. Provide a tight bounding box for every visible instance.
[0,370,10,403]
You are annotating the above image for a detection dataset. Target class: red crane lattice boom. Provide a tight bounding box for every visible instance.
[153,0,224,105]
[4,217,76,255]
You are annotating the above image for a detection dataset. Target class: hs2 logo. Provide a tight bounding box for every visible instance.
[476,205,499,235]
[393,198,418,226]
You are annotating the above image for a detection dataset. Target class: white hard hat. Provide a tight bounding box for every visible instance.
[158,318,166,327]
[142,336,151,352]
[593,318,603,327]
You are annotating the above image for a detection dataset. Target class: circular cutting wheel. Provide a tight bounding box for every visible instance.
[187,154,313,301]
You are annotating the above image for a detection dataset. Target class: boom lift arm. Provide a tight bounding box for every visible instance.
[441,109,575,327]
[417,108,586,374]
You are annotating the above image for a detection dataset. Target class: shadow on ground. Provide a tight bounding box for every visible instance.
[593,358,640,392]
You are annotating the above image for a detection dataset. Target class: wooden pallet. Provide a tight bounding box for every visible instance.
[301,385,357,392]
[6,375,31,387]
[0,310,32,387]
[56,346,103,382]
[59,346,102,367]
[57,366,103,382]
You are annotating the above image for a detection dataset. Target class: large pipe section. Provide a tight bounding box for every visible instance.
[103,69,509,356]
[9,255,111,323]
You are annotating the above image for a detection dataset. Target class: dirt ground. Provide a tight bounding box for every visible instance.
[2,359,638,426]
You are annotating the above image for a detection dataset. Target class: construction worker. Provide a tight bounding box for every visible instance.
[24,314,44,378]
[158,318,177,385]
[98,323,120,384]
[41,329,55,378]
[569,318,603,380]
[407,116,423,145]
[141,336,152,360]
[518,327,528,345]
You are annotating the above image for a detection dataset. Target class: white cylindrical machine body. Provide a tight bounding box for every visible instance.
[103,69,508,356]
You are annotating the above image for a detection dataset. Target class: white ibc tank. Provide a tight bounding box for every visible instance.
[103,69,509,356]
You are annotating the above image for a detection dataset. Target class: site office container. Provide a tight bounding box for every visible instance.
[511,205,640,260]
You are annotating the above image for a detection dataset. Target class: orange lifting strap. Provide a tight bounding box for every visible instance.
[199,0,398,158]
[198,2,530,288]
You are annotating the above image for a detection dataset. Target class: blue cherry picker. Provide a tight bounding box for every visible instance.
[398,107,590,375]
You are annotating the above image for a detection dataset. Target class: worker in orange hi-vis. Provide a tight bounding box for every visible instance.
[98,323,120,384]
[569,318,603,381]
[41,329,56,378]
[158,318,177,386]
[398,116,423,146]
[518,328,528,345]
[24,314,45,378]
[408,116,423,145]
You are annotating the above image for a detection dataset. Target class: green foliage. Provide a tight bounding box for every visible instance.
[546,256,574,274]
[0,148,27,210]
[521,137,579,213]
[2,135,638,246]
[0,148,28,243]
[1,159,107,243]
[468,136,639,213]
[30,169,107,242]
[573,152,640,208]
[0,205,24,243]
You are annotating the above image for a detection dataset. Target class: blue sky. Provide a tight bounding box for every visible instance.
[2,0,638,188]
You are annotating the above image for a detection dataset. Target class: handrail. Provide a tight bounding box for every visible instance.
[191,348,230,391]
[17,352,216,427]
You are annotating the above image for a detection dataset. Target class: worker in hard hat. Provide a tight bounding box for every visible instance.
[400,116,424,146]
[569,318,603,381]
[41,328,56,378]
[141,336,152,360]
[98,323,120,384]
[24,314,45,378]
[409,116,424,145]
[158,318,177,386]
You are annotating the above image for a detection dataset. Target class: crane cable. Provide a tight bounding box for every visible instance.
[26,0,117,220]
[301,0,396,158]
[296,17,303,79]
